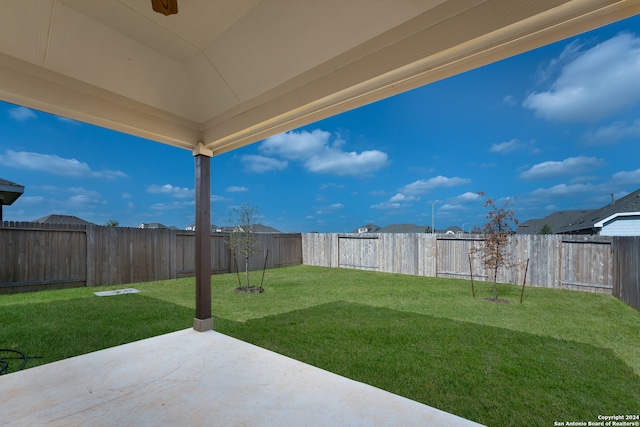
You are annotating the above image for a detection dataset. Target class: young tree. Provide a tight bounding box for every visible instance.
[473,192,519,301]
[539,223,552,234]
[226,201,261,291]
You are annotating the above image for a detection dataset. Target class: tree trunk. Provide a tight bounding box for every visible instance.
[493,264,498,299]
[245,256,250,287]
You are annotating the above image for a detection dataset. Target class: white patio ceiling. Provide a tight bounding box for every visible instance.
[0,0,638,156]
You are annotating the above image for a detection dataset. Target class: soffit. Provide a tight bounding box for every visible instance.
[0,0,637,153]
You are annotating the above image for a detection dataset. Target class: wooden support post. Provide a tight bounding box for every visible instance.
[193,146,213,331]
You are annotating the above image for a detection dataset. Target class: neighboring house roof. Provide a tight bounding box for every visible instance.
[443,225,462,234]
[517,210,591,234]
[353,224,430,233]
[138,222,168,229]
[0,178,24,206]
[251,224,281,233]
[558,189,640,234]
[186,224,221,231]
[216,224,281,233]
[33,214,95,225]
[353,224,382,233]
[380,224,430,233]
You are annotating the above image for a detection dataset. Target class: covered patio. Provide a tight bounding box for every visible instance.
[0,0,638,424]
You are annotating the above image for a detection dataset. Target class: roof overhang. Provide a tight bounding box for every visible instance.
[0,179,24,205]
[0,1,638,155]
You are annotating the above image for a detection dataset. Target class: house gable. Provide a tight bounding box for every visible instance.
[595,212,640,236]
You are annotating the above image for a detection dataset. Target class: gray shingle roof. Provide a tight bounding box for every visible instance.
[0,178,24,205]
[33,214,95,225]
[517,210,591,234]
[558,189,640,234]
[354,223,431,233]
[138,222,168,229]
[352,224,382,233]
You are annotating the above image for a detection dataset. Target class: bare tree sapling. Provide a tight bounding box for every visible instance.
[472,192,519,301]
[226,201,262,292]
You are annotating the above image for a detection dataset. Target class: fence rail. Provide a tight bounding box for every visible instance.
[302,233,639,310]
[0,222,302,293]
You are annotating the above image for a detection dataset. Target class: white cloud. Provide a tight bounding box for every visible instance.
[9,106,37,121]
[226,186,248,193]
[16,196,44,205]
[450,192,482,204]
[261,129,328,160]
[320,183,345,190]
[503,95,517,106]
[315,203,344,215]
[39,185,99,198]
[489,138,537,154]
[581,119,640,145]
[241,154,288,173]
[66,194,105,208]
[530,183,596,198]
[520,156,604,180]
[0,150,127,179]
[374,179,468,211]
[35,187,106,209]
[524,33,640,121]
[306,149,388,176]
[610,168,640,186]
[371,201,403,210]
[57,116,80,125]
[147,184,193,198]
[535,39,584,84]
[399,176,471,196]
[440,203,466,211]
[389,193,419,202]
[151,201,194,210]
[259,130,388,176]
[373,192,419,210]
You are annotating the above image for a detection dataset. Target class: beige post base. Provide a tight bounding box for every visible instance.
[193,317,214,332]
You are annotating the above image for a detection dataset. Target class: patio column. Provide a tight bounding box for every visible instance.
[193,143,213,332]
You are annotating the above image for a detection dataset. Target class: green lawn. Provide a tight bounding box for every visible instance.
[1,265,638,426]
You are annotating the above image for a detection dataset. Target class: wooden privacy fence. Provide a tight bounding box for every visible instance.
[612,236,640,311]
[0,222,302,293]
[302,233,640,310]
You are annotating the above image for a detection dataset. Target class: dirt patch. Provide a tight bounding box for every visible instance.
[235,286,264,293]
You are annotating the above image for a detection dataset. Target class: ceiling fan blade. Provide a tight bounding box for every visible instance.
[151,0,178,16]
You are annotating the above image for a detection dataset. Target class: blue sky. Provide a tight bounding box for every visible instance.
[1,15,639,233]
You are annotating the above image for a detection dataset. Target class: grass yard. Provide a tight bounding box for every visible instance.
[1,265,639,426]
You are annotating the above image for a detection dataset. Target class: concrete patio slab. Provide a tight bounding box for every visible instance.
[0,329,484,426]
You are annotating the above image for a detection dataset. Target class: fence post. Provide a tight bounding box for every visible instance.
[85,225,94,287]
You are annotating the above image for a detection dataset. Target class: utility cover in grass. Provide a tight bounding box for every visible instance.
[94,288,140,297]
